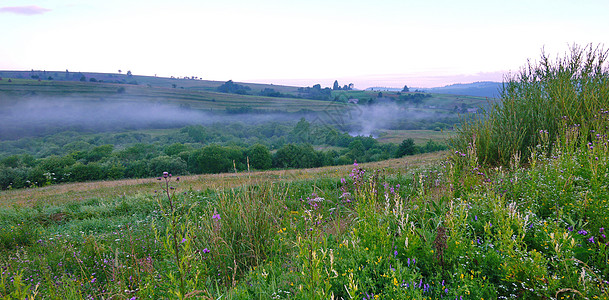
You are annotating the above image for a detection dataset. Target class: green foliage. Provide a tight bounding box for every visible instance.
[454,44,609,166]
[395,138,417,157]
[246,144,272,170]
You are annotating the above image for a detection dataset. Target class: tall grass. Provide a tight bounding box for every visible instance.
[454,44,609,166]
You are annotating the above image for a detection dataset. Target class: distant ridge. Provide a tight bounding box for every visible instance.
[422,81,501,98]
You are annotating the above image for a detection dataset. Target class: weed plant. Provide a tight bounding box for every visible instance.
[454,44,609,166]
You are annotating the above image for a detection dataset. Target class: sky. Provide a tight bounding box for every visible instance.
[1,0,608,88]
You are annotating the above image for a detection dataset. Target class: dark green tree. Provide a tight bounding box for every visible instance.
[247,144,272,170]
[395,138,417,157]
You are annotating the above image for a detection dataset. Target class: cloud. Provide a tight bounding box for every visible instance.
[0,5,51,15]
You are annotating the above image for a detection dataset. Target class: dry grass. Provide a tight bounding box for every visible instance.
[0,151,448,207]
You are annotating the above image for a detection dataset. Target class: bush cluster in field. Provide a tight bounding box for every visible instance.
[0,119,445,190]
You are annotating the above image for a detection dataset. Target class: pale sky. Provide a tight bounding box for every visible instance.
[1,0,608,88]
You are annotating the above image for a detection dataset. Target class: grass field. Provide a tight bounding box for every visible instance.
[375,129,453,145]
[0,79,348,113]
[0,152,447,208]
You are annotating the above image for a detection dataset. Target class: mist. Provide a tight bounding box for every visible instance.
[0,97,318,140]
[332,103,457,137]
[0,97,459,141]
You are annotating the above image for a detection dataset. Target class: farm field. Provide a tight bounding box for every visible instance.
[376,129,453,145]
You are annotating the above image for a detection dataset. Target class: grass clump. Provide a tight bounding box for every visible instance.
[454,44,609,166]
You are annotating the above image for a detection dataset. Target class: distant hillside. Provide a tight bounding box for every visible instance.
[423,81,502,98]
[0,70,301,93]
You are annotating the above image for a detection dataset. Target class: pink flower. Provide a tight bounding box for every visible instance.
[212,213,221,220]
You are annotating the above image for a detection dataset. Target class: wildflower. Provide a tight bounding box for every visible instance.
[181,238,186,243]
[600,227,605,233]
[91,278,96,283]
[568,226,574,232]
[203,248,210,253]
[341,178,346,184]
[578,230,588,236]
[474,215,478,221]
[588,236,595,243]
[394,250,398,258]
[212,213,221,220]
[163,172,168,178]
[353,160,358,166]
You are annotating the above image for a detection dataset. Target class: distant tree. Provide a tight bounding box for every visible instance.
[89,78,97,82]
[333,80,341,90]
[7,79,11,83]
[402,85,410,92]
[349,83,354,90]
[395,138,417,157]
[117,87,126,93]
[217,80,251,94]
[247,144,272,170]
[118,70,122,74]
[47,76,53,80]
[126,70,132,77]
[172,83,177,88]
[378,92,383,98]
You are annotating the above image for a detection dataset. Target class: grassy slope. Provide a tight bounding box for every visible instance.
[0,78,346,112]
[0,70,300,93]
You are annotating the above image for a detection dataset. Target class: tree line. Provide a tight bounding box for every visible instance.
[0,121,446,190]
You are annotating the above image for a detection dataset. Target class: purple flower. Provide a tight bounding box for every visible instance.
[394,250,398,258]
[353,160,358,166]
[568,226,574,232]
[91,278,96,283]
[588,236,595,243]
[341,178,346,184]
[600,227,605,233]
[181,238,186,243]
[163,172,168,178]
[212,213,221,220]
[203,248,210,253]
[578,230,588,236]
[474,215,478,221]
